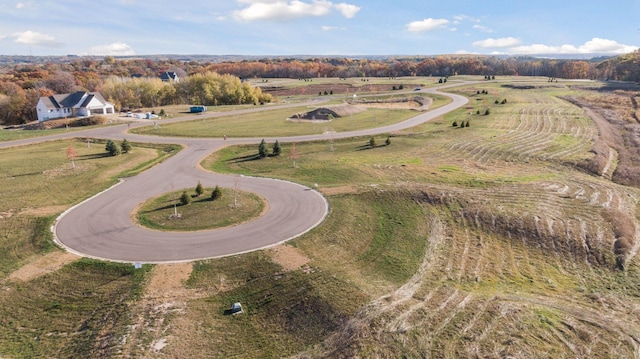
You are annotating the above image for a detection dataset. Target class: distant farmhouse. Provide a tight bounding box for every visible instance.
[159,71,180,82]
[36,91,115,122]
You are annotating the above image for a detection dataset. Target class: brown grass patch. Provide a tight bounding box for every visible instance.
[1,251,79,283]
[266,244,311,272]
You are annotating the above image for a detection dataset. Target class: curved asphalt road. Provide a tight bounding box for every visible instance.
[2,85,468,263]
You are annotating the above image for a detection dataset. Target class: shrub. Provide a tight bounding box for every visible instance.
[211,185,222,201]
[452,121,458,127]
[180,191,191,206]
[105,139,121,156]
[484,108,490,116]
[369,137,376,147]
[258,139,268,158]
[272,140,282,156]
[195,181,204,197]
[385,136,391,146]
[121,138,132,153]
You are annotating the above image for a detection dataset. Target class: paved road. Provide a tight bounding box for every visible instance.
[2,86,468,263]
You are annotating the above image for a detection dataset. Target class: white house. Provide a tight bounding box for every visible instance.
[160,71,180,82]
[36,91,115,122]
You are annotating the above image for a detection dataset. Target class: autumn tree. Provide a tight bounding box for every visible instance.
[289,143,299,168]
[45,71,78,94]
[67,142,77,169]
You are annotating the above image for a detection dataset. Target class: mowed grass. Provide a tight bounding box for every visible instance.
[0,138,180,277]
[130,96,440,138]
[136,188,264,231]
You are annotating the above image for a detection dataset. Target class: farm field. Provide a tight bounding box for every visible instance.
[0,77,639,358]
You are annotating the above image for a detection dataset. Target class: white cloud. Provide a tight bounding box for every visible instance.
[407,18,450,32]
[334,3,360,18]
[322,25,345,31]
[234,0,359,21]
[473,37,521,48]
[87,42,135,56]
[473,24,493,33]
[509,38,638,55]
[16,2,25,9]
[12,31,62,47]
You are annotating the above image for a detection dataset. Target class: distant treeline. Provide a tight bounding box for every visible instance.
[1,52,638,125]
[203,53,640,81]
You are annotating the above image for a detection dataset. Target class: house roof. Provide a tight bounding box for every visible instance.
[39,91,113,110]
[160,71,178,80]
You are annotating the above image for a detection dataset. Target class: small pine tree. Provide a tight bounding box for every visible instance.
[466,120,470,127]
[501,99,507,104]
[399,84,404,90]
[452,121,458,127]
[272,140,282,156]
[180,191,191,206]
[369,137,376,147]
[121,138,132,153]
[159,109,166,116]
[258,139,268,158]
[330,90,333,95]
[211,185,222,201]
[319,91,322,96]
[392,85,397,90]
[385,136,391,146]
[495,99,499,104]
[195,181,204,197]
[105,139,121,156]
[484,108,491,116]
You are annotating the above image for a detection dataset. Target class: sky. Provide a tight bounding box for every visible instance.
[0,0,638,57]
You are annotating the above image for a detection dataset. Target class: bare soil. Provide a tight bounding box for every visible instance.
[1,251,79,283]
[266,244,311,272]
[120,262,211,358]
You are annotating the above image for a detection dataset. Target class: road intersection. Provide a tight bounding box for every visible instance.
[1,86,468,263]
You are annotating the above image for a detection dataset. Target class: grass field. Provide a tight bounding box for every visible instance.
[136,188,264,231]
[0,137,180,275]
[1,76,639,358]
[129,93,449,138]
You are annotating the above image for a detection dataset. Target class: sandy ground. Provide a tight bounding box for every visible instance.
[2,251,80,283]
[266,244,311,272]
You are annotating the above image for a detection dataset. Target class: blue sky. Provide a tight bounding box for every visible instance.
[0,0,638,57]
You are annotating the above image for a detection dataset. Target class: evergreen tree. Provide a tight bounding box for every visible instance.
[369,137,376,147]
[195,181,204,197]
[272,140,282,156]
[180,191,191,205]
[105,139,121,156]
[258,139,268,158]
[466,120,470,127]
[121,138,132,153]
[385,136,391,146]
[211,185,222,201]
[452,121,458,127]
